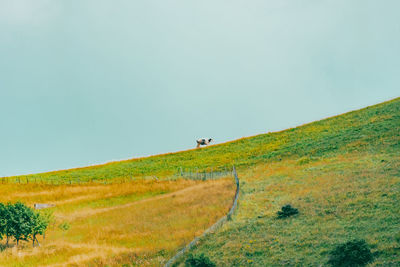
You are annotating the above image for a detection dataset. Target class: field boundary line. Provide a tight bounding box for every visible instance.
[164,166,240,267]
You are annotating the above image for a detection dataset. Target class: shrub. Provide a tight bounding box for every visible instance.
[297,157,311,165]
[58,222,70,231]
[328,239,374,267]
[277,205,299,219]
[185,253,216,267]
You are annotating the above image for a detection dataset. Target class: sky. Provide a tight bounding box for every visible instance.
[0,0,399,177]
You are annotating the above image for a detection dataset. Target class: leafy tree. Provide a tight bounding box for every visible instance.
[0,202,50,247]
[0,203,7,241]
[0,203,13,245]
[7,202,34,246]
[30,210,51,247]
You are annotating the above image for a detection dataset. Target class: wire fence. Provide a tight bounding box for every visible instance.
[0,176,128,185]
[175,166,234,180]
[0,166,234,185]
[164,166,240,267]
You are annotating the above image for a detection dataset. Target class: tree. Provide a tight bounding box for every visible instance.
[0,203,13,245]
[30,210,51,247]
[7,202,34,246]
[0,203,7,241]
[0,202,50,248]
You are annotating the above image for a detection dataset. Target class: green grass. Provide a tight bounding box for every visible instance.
[172,97,400,266]
[4,97,399,183]
[177,153,399,266]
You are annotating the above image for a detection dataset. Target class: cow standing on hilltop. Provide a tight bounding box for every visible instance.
[196,138,213,148]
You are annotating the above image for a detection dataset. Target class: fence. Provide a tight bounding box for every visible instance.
[0,176,123,185]
[176,166,234,180]
[0,166,234,185]
[164,166,240,267]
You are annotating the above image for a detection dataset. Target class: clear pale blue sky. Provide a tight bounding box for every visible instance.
[0,0,399,177]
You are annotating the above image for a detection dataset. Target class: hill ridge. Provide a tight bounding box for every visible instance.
[4,97,399,182]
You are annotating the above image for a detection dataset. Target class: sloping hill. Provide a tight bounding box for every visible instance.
[173,98,399,266]
[1,97,399,266]
[5,98,399,183]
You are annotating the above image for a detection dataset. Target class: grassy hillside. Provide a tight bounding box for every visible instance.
[1,97,398,266]
[4,97,399,183]
[177,153,399,266]
[173,98,399,266]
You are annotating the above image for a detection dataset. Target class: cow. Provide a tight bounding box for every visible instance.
[196,138,213,148]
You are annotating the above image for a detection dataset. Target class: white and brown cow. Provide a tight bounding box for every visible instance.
[196,138,213,148]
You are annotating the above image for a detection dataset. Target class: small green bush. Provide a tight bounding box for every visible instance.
[297,156,311,165]
[58,222,70,231]
[277,205,299,219]
[185,253,216,267]
[328,239,374,267]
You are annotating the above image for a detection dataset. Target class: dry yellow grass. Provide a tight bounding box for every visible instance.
[0,177,236,266]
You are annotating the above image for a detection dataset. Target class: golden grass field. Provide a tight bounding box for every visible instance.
[0,177,235,266]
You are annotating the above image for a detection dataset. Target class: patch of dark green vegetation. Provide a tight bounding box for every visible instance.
[185,253,216,267]
[328,239,374,267]
[277,205,299,219]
